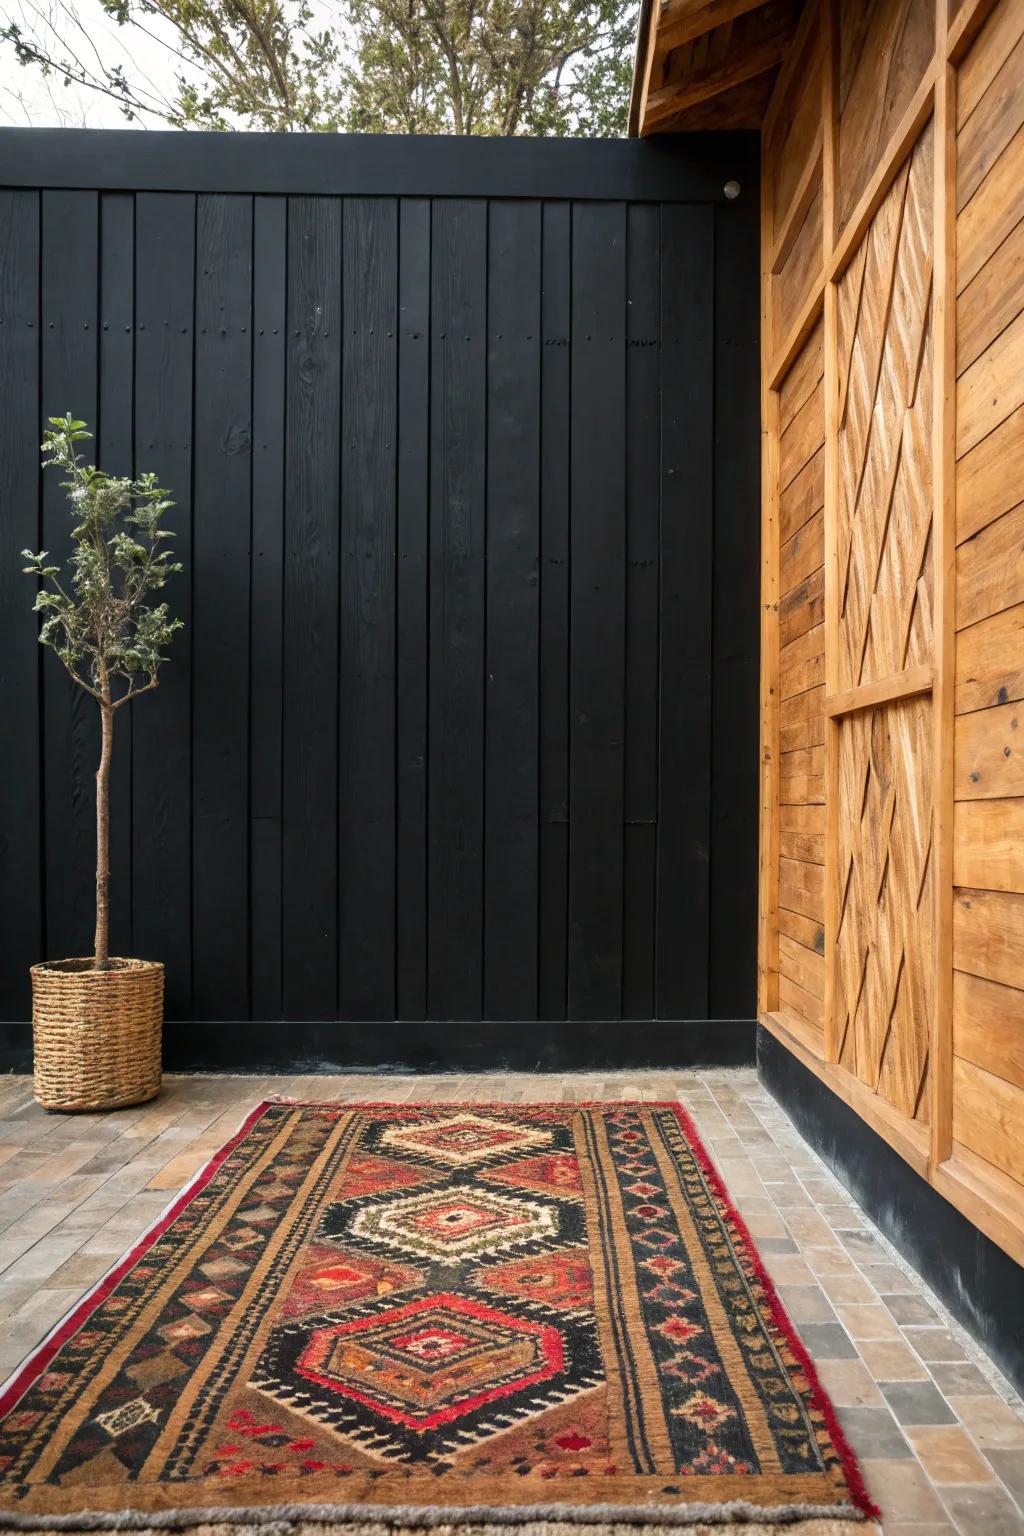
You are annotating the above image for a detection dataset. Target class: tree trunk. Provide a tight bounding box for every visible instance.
[94,698,114,970]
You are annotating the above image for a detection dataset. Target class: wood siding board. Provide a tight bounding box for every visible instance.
[955,306,1024,458]
[956,28,1024,210]
[955,215,1024,377]
[568,200,627,1021]
[132,192,195,1019]
[954,887,1024,993]
[956,0,1024,127]
[952,1053,1024,1185]
[395,197,431,1022]
[956,500,1024,630]
[428,199,487,1021]
[249,194,287,1022]
[954,697,1024,798]
[98,191,135,959]
[656,202,714,1020]
[192,193,253,1021]
[954,601,1024,713]
[282,195,341,1020]
[0,190,41,1018]
[711,198,761,1018]
[622,821,658,1019]
[538,201,572,1022]
[483,199,542,1022]
[625,202,662,828]
[41,190,99,969]
[339,198,399,1021]
[954,795,1024,891]
[955,395,1024,546]
[956,117,1024,292]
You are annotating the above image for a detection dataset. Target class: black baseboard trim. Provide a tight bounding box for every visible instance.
[757,1023,1024,1397]
[0,1017,756,1075]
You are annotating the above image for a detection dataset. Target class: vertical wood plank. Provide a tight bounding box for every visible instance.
[625,203,661,830]
[931,47,957,1163]
[396,198,431,1021]
[622,203,661,1020]
[133,193,195,1018]
[710,198,761,1019]
[538,201,572,1022]
[192,195,252,1021]
[0,190,41,1019]
[41,190,99,966]
[250,195,287,1022]
[822,0,842,1061]
[568,200,627,1021]
[484,199,541,1022]
[98,192,135,958]
[282,195,341,1021]
[657,202,714,1020]
[428,199,487,1021]
[759,151,782,1019]
[340,198,398,1020]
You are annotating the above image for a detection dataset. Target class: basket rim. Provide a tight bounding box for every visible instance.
[30,957,164,979]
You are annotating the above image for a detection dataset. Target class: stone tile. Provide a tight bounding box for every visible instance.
[909,1329,969,1364]
[777,1283,837,1323]
[930,1361,1000,1397]
[836,1404,913,1458]
[859,1456,951,1517]
[814,1357,883,1407]
[753,1235,798,1254]
[985,1449,1024,1510]
[819,1270,878,1305]
[881,1381,958,1426]
[882,1292,940,1326]
[836,1302,903,1340]
[949,1395,1024,1449]
[938,1484,1024,1535]
[907,1426,995,1484]
[857,1338,930,1382]
[860,1262,918,1293]
[795,1321,859,1360]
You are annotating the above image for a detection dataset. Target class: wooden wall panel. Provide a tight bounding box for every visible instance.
[950,0,1024,1204]
[837,0,935,231]
[835,695,933,1118]
[774,317,826,1040]
[760,0,1024,1262]
[836,122,934,693]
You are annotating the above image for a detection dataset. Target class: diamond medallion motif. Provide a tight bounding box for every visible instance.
[379,1113,552,1167]
[251,1290,602,1461]
[345,1186,559,1262]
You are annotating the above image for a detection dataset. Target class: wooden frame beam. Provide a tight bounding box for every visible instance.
[643,30,789,128]
[655,0,772,56]
[823,664,934,720]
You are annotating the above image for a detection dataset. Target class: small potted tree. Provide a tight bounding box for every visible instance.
[22,415,183,1112]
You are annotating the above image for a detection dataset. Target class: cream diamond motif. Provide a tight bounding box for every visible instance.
[347,1186,558,1262]
[379,1112,552,1168]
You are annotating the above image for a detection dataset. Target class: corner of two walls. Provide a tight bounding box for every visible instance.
[759,0,1024,1270]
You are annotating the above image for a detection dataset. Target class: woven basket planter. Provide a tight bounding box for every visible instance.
[30,958,163,1112]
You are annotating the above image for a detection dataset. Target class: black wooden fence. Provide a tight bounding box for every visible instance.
[0,130,760,1070]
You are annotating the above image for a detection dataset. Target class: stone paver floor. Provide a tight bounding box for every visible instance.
[0,1068,1021,1534]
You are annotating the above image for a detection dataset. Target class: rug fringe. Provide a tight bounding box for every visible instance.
[0,1502,877,1532]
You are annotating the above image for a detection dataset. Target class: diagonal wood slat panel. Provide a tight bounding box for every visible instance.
[837,122,935,694]
[835,688,933,1118]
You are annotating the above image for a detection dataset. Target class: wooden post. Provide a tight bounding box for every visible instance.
[821,0,841,1064]
[929,9,957,1166]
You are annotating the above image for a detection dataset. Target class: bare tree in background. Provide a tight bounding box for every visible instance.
[1,0,636,135]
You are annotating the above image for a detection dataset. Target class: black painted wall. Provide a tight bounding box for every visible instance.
[0,131,760,1068]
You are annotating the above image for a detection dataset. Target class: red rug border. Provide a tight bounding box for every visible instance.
[0,1097,879,1520]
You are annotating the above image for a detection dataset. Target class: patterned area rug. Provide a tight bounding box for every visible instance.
[0,1103,878,1533]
